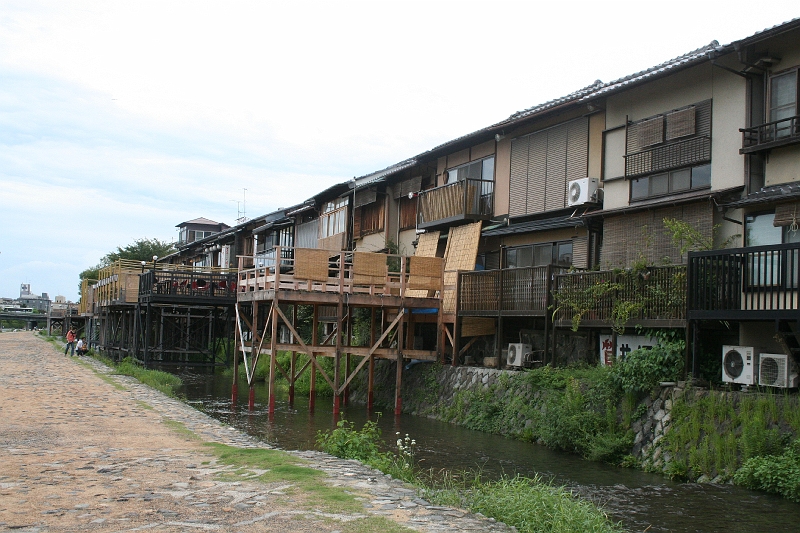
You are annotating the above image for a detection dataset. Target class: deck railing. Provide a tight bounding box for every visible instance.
[740,115,800,153]
[552,265,687,328]
[417,178,494,228]
[459,266,565,315]
[138,270,238,299]
[688,242,800,317]
[237,246,445,299]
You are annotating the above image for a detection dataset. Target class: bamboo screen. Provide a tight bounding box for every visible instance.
[442,221,482,313]
[406,231,440,298]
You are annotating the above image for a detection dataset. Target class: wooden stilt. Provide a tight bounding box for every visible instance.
[368,353,375,412]
[333,297,343,417]
[395,309,405,417]
[269,300,278,415]
[368,307,375,412]
[310,304,318,413]
[232,303,240,406]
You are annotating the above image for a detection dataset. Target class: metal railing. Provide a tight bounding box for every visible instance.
[740,115,800,153]
[417,178,494,227]
[625,136,711,178]
[688,242,800,316]
[138,270,238,299]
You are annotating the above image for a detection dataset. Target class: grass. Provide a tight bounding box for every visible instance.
[422,473,624,533]
[317,419,624,533]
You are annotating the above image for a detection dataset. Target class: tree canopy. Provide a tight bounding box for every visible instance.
[78,238,176,289]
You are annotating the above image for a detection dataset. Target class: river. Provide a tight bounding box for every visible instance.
[177,371,800,533]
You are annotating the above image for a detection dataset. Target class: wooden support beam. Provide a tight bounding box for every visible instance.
[273,304,336,391]
[458,335,481,357]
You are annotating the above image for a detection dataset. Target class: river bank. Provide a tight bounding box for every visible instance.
[349,360,800,489]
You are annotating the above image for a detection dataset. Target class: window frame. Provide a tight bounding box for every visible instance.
[629,163,711,202]
[445,156,495,184]
[504,240,573,269]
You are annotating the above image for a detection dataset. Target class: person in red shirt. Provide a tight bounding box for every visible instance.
[64,327,77,356]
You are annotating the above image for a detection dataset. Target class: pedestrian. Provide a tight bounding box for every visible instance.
[76,337,88,356]
[64,327,77,356]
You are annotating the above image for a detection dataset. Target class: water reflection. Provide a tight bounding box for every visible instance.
[178,371,800,533]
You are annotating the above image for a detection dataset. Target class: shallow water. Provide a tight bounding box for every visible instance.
[178,371,800,533]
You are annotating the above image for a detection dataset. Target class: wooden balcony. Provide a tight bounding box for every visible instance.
[552,265,687,329]
[417,178,494,230]
[688,242,800,320]
[237,246,444,309]
[458,265,566,317]
[138,269,238,305]
[740,115,800,154]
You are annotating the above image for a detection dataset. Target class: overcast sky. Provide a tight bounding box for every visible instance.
[1,1,798,300]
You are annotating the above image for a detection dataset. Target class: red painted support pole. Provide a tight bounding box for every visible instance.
[248,386,255,410]
[333,394,340,417]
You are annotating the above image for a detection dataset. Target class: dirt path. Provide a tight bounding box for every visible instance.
[0,332,509,533]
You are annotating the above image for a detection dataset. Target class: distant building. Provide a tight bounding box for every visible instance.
[176,218,230,245]
[16,285,51,312]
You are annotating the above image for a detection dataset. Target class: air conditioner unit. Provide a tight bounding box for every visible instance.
[567,177,600,207]
[507,343,532,367]
[758,353,799,388]
[722,345,756,385]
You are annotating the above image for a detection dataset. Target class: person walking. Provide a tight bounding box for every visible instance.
[64,327,77,356]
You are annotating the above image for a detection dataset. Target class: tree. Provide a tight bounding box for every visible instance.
[78,238,176,292]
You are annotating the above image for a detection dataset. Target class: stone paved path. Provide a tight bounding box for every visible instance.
[0,332,512,533]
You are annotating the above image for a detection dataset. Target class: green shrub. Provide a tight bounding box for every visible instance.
[734,439,800,502]
[114,357,182,397]
[609,341,684,395]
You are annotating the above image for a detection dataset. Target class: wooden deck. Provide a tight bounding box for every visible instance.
[233,247,445,415]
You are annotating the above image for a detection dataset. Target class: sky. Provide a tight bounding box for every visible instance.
[1,1,798,300]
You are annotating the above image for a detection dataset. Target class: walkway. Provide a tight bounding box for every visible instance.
[0,332,511,533]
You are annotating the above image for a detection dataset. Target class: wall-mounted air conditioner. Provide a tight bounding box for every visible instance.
[722,345,756,385]
[567,177,600,207]
[507,343,532,367]
[758,353,799,388]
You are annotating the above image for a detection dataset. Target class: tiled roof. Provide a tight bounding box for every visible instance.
[176,217,225,227]
[723,182,800,208]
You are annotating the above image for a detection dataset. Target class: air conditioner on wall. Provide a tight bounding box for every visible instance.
[567,177,600,207]
[507,343,532,367]
[758,353,799,388]
[721,345,756,385]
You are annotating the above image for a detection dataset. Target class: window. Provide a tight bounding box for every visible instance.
[505,241,573,268]
[446,156,494,184]
[625,100,711,182]
[744,212,800,288]
[354,201,385,237]
[319,198,348,239]
[630,164,711,201]
[769,70,798,137]
[398,196,417,230]
[509,117,589,217]
[179,228,215,244]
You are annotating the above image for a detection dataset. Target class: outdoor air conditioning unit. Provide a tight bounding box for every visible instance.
[567,177,600,207]
[758,353,799,388]
[722,345,756,385]
[507,343,532,367]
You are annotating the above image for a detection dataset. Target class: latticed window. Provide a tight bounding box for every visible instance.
[626,100,712,200]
